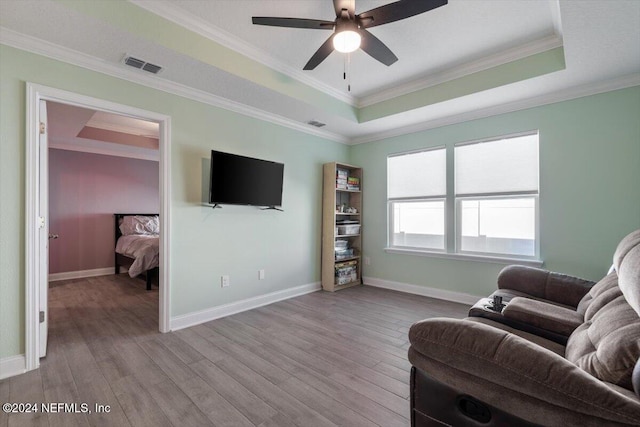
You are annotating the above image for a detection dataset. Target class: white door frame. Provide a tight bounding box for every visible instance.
[25,82,172,371]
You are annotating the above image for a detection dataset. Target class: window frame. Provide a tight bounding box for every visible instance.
[388,197,447,253]
[387,146,447,253]
[385,131,542,265]
[454,194,540,260]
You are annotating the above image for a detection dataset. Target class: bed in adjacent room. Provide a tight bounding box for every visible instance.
[114,213,159,290]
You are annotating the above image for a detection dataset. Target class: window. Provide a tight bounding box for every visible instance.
[388,148,446,250]
[458,198,537,257]
[455,134,539,257]
[387,133,540,260]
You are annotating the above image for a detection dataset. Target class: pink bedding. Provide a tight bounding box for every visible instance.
[116,234,159,277]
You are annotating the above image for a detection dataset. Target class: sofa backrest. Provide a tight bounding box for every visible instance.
[614,230,640,316]
[566,230,640,393]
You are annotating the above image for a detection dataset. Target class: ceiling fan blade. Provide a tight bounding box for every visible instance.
[333,0,355,18]
[303,35,335,70]
[359,29,398,66]
[358,0,447,29]
[252,17,334,30]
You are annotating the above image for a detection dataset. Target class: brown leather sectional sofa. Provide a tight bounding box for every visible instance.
[408,229,640,426]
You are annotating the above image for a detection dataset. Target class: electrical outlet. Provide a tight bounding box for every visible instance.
[259,269,265,280]
[221,275,230,288]
[364,256,371,266]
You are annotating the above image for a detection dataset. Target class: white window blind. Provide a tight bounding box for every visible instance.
[455,134,538,195]
[388,148,446,199]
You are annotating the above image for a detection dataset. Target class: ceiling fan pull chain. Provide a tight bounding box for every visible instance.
[349,0,355,93]
[343,53,346,80]
[347,52,351,92]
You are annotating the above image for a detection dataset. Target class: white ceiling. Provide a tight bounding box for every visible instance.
[1,0,639,143]
[158,0,559,98]
[46,101,159,161]
[47,102,159,139]
[87,111,159,139]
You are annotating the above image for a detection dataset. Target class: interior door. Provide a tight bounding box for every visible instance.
[39,99,49,358]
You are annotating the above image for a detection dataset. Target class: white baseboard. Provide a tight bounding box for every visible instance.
[170,282,321,331]
[48,267,123,282]
[0,354,26,380]
[363,276,480,306]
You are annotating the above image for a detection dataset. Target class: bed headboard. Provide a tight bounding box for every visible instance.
[114,213,159,242]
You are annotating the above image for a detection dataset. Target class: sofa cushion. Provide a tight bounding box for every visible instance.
[576,272,620,317]
[569,229,640,392]
[618,235,640,316]
[614,230,640,274]
[497,265,594,308]
[465,316,565,356]
[502,297,583,336]
[487,288,575,309]
[552,230,640,393]
[566,292,640,390]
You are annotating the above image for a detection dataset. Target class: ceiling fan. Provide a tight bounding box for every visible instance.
[252,0,448,70]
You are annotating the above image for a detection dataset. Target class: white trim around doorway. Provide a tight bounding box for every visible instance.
[25,83,171,372]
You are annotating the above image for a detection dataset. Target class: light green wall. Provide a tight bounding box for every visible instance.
[0,45,349,358]
[351,87,640,297]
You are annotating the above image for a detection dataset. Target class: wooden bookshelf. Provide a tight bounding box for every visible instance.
[321,162,363,292]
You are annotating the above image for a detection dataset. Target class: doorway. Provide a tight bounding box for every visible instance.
[25,83,171,372]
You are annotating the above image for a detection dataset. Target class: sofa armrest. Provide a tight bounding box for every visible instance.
[408,318,640,426]
[497,265,596,308]
[502,297,584,336]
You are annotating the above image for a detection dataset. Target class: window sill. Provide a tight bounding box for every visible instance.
[384,247,544,267]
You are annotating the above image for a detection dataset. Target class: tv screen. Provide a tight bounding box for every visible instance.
[209,150,284,207]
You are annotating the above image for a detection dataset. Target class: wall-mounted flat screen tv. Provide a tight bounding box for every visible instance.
[209,150,284,208]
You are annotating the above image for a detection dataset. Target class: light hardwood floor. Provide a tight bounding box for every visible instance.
[0,274,469,427]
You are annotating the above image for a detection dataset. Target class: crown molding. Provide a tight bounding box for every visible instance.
[350,73,640,145]
[357,34,564,108]
[3,26,637,148]
[0,27,348,144]
[130,0,356,107]
[130,1,566,112]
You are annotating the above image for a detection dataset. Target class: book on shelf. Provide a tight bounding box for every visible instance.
[336,169,349,189]
[335,259,358,285]
[345,176,360,191]
[335,259,358,269]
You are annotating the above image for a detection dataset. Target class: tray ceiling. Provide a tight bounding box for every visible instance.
[1,0,638,143]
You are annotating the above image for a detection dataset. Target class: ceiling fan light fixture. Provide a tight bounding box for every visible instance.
[333,29,361,53]
[252,0,448,70]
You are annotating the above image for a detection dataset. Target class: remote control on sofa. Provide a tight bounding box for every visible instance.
[492,295,505,312]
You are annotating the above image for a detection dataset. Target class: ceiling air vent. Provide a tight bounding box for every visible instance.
[142,63,162,74]
[123,55,163,74]
[307,120,326,128]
